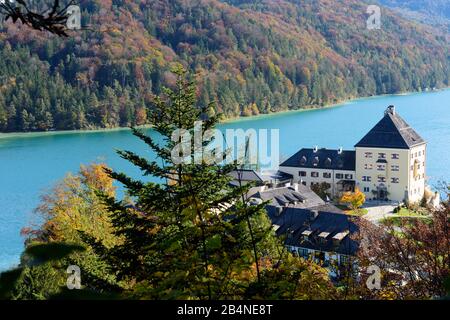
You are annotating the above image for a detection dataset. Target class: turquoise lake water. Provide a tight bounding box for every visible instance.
[0,89,449,271]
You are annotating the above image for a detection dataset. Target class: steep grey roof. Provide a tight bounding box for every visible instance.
[266,206,359,256]
[228,170,293,187]
[280,148,356,171]
[355,106,425,149]
[258,170,293,183]
[254,184,326,209]
[228,170,264,187]
[229,170,264,183]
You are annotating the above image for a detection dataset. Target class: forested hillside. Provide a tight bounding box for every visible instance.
[378,0,450,29]
[0,0,448,132]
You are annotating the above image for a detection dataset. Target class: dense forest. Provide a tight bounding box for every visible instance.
[0,0,449,132]
[378,0,450,28]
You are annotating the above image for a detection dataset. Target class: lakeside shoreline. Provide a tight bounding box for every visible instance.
[1,87,448,140]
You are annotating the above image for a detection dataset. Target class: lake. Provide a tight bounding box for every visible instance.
[0,89,449,271]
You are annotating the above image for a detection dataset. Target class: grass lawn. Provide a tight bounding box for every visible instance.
[347,208,369,216]
[335,205,368,216]
[393,208,427,217]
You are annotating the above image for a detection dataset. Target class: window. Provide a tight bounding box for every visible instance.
[392,153,399,159]
[391,165,400,172]
[298,248,309,258]
[362,176,372,182]
[312,156,319,167]
[364,164,373,170]
[345,174,353,180]
[391,177,399,184]
[336,173,344,179]
[365,152,373,158]
[340,255,350,265]
[377,164,386,171]
[363,187,370,192]
[301,181,307,186]
[300,156,307,165]
[418,151,422,157]
[299,171,307,177]
[311,172,319,178]
[323,172,331,179]
[378,153,386,159]
[378,176,386,183]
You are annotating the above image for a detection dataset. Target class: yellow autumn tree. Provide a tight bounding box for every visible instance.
[33,163,121,248]
[11,163,123,299]
[340,188,366,213]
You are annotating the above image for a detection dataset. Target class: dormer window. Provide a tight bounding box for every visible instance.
[332,230,349,246]
[312,156,319,167]
[300,156,307,165]
[325,157,332,167]
[301,230,312,241]
[287,228,294,239]
[318,232,330,244]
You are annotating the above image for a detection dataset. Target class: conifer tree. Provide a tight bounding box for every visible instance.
[86,66,276,299]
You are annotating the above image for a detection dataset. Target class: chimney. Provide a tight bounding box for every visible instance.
[385,105,396,116]
[310,210,319,221]
[276,206,283,217]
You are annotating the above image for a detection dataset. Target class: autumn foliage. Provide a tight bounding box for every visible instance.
[354,204,450,299]
[1,0,449,132]
[340,188,366,212]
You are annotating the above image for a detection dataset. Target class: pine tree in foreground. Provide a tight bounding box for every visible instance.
[85,66,282,299]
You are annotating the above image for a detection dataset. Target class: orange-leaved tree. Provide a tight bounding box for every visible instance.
[340,188,366,213]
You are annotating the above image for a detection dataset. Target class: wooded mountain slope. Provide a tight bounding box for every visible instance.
[0,0,448,132]
[378,0,450,29]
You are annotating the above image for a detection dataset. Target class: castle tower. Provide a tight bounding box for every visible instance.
[355,106,426,203]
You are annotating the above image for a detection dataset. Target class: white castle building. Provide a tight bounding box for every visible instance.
[279,105,427,204]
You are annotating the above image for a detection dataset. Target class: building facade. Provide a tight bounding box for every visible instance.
[279,106,427,203]
[279,148,356,198]
[354,106,426,203]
